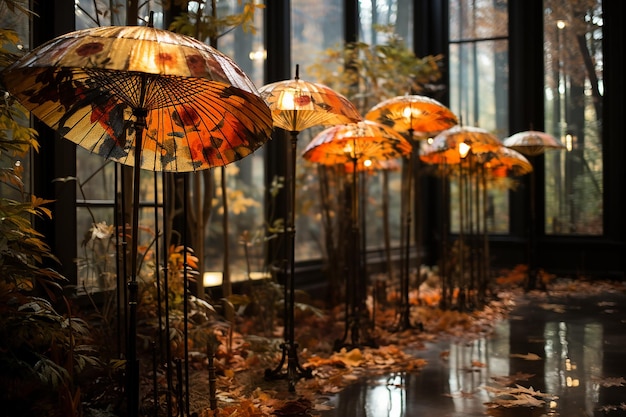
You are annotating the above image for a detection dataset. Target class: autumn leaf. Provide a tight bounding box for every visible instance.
[592,376,626,387]
[491,372,535,386]
[510,352,542,361]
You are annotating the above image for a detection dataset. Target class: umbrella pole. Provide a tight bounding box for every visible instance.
[127,108,147,417]
[335,155,376,350]
[394,134,416,331]
[265,130,312,392]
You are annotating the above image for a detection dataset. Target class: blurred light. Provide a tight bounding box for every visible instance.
[364,159,372,167]
[458,142,471,158]
[557,20,566,29]
[249,49,267,61]
[203,271,222,287]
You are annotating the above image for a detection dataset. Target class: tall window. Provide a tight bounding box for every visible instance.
[448,0,509,233]
[543,0,603,235]
[291,0,345,262]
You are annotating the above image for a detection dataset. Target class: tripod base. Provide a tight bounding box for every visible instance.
[334,311,378,352]
[390,303,423,333]
[265,342,313,392]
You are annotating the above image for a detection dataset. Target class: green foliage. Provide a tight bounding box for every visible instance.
[168,0,264,42]
[0,17,103,417]
[307,25,444,114]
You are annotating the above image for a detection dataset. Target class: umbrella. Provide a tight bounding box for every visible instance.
[481,146,533,177]
[302,120,411,165]
[502,130,565,156]
[259,67,362,134]
[502,130,565,290]
[1,22,273,416]
[303,120,411,348]
[365,94,459,137]
[365,95,458,330]
[422,126,503,310]
[259,66,361,392]
[428,125,503,158]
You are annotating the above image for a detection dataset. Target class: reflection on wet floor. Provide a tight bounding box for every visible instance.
[320,291,626,417]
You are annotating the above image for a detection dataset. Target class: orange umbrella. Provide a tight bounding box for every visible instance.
[422,125,503,164]
[302,120,411,166]
[365,96,458,329]
[303,120,410,348]
[259,68,361,133]
[481,146,533,177]
[259,67,361,392]
[2,25,273,171]
[365,94,458,137]
[502,130,565,156]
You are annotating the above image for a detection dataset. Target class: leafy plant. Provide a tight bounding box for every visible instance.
[0,19,103,417]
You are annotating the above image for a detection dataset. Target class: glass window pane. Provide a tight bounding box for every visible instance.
[543,0,603,235]
[359,0,413,49]
[449,0,508,41]
[291,0,344,262]
[449,34,509,234]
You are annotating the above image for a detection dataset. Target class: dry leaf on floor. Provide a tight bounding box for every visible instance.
[491,372,535,386]
[592,376,626,387]
[510,352,541,360]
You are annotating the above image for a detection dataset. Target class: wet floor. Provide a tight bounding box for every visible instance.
[319,289,626,417]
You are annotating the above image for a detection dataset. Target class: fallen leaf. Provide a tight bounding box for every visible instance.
[510,352,542,361]
[592,376,626,387]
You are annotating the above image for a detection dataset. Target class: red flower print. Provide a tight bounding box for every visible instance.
[172,105,201,129]
[186,55,208,77]
[294,95,312,107]
[156,52,177,68]
[76,42,104,57]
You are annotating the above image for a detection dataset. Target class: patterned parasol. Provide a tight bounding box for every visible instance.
[502,130,565,156]
[1,25,273,172]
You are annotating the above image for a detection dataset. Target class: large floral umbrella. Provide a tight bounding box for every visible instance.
[421,125,503,169]
[421,126,504,309]
[1,23,272,416]
[365,95,458,330]
[259,67,361,134]
[303,120,410,348]
[482,146,533,177]
[365,94,458,137]
[259,66,361,392]
[302,120,411,166]
[2,25,272,171]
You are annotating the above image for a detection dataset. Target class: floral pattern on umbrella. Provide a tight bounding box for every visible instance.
[302,120,412,166]
[365,94,458,138]
[481,146,533,177]
[1,25,273,172]
[421,125,503,165]
[259,76,362,133]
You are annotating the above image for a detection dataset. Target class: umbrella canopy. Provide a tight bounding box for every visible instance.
[259,70,362,133]
[1,25,273,172]
[481,146,533,176]
[421,125,502,165]
[365,94,458,137]
[502,130,566,156]
[344,158,401,173]
[302,120,412,167]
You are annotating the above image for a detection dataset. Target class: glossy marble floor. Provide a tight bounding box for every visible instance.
[319,287,626,417]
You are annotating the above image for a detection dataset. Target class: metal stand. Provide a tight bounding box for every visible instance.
[393,135,421,331]
[335,156,377,350]
[265,130,312,392]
